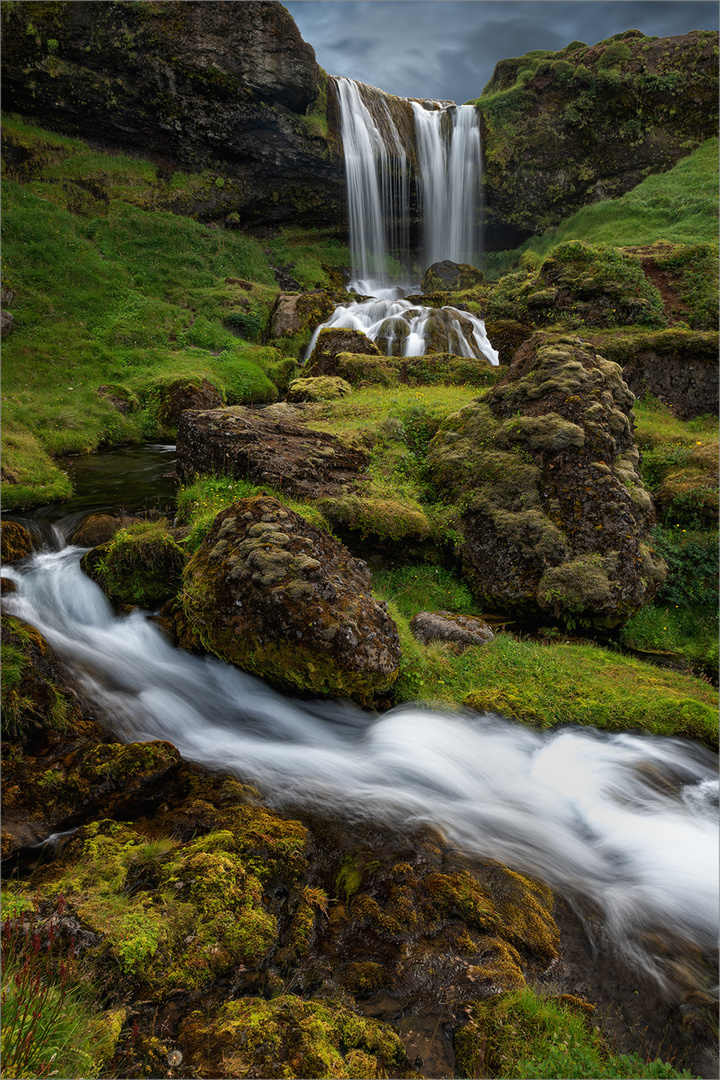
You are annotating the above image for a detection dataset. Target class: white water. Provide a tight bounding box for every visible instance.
[412,100,482,268]
[4,546,718,993]
[316,79,498,364]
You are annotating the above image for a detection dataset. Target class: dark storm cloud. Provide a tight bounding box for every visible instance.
[283,1,719,102]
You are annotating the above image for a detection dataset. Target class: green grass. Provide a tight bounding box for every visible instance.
[485,138,719,278]
[371,576,718,747]
[455,987,699,1079]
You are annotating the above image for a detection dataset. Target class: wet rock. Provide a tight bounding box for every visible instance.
[287,376,352,402]
[1,578,18,595]
[175,406,369,500]
[410,611,495,649]
[81,521,185,609]
[306,327,382,376]
[427,332,666,629]
[1,520,34,563]
[483,319,534,365]
[156,378,223,429]
[421,261,485,293]
[180,494,400,701]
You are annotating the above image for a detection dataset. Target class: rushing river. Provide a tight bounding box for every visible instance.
[3,531,718,996]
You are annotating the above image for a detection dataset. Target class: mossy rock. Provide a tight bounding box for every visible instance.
[81,520,185,609]
[427,332,666,629]
[179,994,423,1079]
[181,495,400,703]
[287,375,352,402]
[421,261,485,293]
[1,520,34,564]
[484,318,534,364]
[156,377,223,428]
[306,327,382,376]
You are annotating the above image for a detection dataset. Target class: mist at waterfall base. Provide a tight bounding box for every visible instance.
[306,78,499,366]
[5,545,718,998]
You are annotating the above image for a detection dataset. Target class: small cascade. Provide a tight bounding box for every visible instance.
[313,78,497,365]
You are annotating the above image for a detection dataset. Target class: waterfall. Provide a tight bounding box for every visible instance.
[3,544,718,997]
[312,79,497,364]
[412,100,482,268]
[335,77,411,290]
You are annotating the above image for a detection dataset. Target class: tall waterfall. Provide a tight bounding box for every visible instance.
[310,78,497,364]
[412,100,482,268]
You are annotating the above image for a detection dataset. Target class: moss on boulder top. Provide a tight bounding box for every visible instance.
[476,30,719,242]
[427,332,667,629]
[421,261,485,293]
[181,495,401,702]
[306,327,383,375]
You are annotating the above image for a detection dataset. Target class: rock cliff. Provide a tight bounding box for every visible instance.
[476,29,719,246]
[0,0,345,227]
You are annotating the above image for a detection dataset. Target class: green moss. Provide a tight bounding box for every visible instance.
[179,994,420,1079]
[455,987,697,1078]
[1,613,78,741]
[80,520,185,608]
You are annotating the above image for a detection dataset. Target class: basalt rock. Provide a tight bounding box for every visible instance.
[421,261,485,292]
[0,0,346,229]
[410,611,495,649]
[180,495,400,701]
[306,327,383,376]
[175,407,369,500]
[270,291,338,340]
[156,378,223,429]
[427,332,667,629]
[478,30,719,244]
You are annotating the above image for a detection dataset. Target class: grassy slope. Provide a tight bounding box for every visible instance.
[485,137,719,278]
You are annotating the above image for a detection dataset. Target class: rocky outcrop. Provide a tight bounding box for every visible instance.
[410,611,495,649]
[270,292,338,339]
[0,1,345,228]
[332,351,498,389]
[478,30,719,245]
[427,333,667,629]
[306,328,383,375]
[589,329,720,420]
[287,376,352,402]
[421,261,485,292]
[180,495,400,701]
[155,378,223,429]
[176,406,368,499]
[1,520,34,563]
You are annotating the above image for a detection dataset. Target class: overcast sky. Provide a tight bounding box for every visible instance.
[283,1,719,103]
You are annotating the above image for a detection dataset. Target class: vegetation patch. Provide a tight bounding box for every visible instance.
[80,520,185,609]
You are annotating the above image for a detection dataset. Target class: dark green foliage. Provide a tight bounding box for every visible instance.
[652,528,719,609]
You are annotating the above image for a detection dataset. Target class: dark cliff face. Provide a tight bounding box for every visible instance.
[477,29,719,248]
[0,0,346,228]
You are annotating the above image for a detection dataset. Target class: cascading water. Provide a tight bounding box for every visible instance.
[307,78,498,365]
[4,541,718,998]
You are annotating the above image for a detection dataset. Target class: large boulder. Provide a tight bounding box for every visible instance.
[175,407,369,500]
[269,291,338,339]
[479,30,719,245]
[421,261,485,293]
[305,328,382,376]
[427,332,667,629]
[180,495,400,701]
[0,1,345,229]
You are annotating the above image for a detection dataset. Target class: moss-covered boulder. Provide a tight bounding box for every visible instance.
[421,261,485,292]
[179,995,422,1079]
[1,520,34,564]
[409,611,495,648]
[70,513,142,548]
[156,377,223,429]
[427,332,667,629]
[180,495,400,701]
[477,30,719,242]
[306,327,382,375]
[287,376,352,402]
[81,521,185,609]
[270,290,338,339]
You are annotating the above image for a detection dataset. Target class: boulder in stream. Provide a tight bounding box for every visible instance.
[305,327,382,375]
[427,332,667,629]
[421,260,485,292]
[180,494,400,701]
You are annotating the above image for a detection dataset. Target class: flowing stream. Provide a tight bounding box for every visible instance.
[308,78,498,365]
[3,531,718,996]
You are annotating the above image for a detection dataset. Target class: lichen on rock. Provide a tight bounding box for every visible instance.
[181,494,401,701]
[427,332,667,628]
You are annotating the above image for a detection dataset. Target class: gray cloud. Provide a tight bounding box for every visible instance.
[284,1,718,102]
